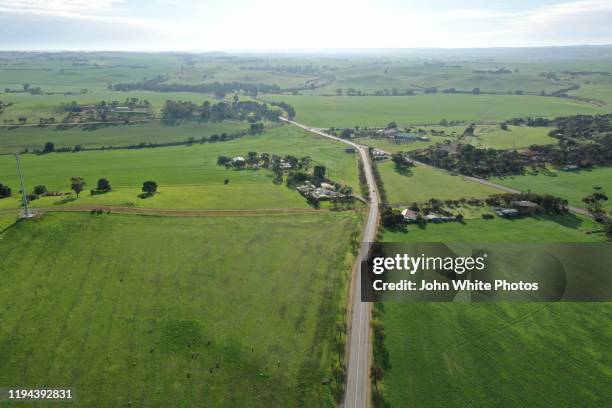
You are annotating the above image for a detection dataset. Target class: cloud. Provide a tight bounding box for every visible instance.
[0,0,124,13]
[471,0,612,46]
[1,0,611,50]
[0,0,169,30]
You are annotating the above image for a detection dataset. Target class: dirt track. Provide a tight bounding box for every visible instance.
[0,205,327,217]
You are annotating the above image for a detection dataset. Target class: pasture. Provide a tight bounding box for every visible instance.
[463,124,556,150]
[494,167,612,212]
[378,217,610,407]
[0,211,360,406]
[265,94,605,128]
[378,162,502,205]
[0,120,251,153]
[382,214,603,242]
[0,125,359,210]
[0,90,221,123]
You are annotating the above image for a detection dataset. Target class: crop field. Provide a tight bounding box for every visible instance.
[379,301,612,407]
[494,167,612,212]
[0,211,360,406]
[0,120,251,153]
[378,162,502,205]
[378,216,610,407]
[264,94,605,128]
[463,124,556,150]
[0,125,359,210]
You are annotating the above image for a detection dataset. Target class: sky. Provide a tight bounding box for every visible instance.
[0,0,611,51]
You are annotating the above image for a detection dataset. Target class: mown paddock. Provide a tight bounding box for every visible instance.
[0,210,361,406]
[264,94,605,128]
[463,124,556,150]
[0,120,251,154]
[378,162,502,205]
[378,216,611,407]
[494,167,612,212]
[0,125,360,211]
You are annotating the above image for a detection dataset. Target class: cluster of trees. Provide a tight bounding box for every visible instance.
[58,98,151,114]
[56,98,154,124]
[218,152,312,178]
[391,152,413,168]
[239,64,324,76]
[582,188,611,238]
[285,165,328,187]
[110,76,281,98]
[91,178,112,195]
[57,177,155,198]
[413,143,527,177]
[503,114,612,168]
[485,193,569,214]
[267,101,295,119]
[473,67,514,74]
[0,183,11,198]
[162,99,291,124]
[528,137,612,168]
[549,114,612,139]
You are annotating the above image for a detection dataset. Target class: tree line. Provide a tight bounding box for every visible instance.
[110,76,282,98]
[162,99,294,124]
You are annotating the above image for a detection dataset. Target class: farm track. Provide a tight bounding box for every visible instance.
[412,161,592,217]
[0,205,327,217]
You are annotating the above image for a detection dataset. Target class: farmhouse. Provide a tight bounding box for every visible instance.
[493,207,520,218]
[417,136,430,141]
[372,149,390,160]
[394,133,418,141]
[401,209,418,222]
[279,160,293,169]
[232,156,245,164]
[511,200,541,214]
[113,106,131,113]
[425,213,441,222]
[296,182,341,201]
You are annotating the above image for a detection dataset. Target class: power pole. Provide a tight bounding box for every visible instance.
[15,153,33,218]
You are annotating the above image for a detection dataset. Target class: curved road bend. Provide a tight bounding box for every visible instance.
[280,117,378,408]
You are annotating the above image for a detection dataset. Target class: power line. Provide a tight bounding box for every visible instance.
[14,153,33,218]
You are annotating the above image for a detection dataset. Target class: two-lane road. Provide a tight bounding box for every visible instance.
[280,117,378,408]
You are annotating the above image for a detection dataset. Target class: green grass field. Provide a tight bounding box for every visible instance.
[378,216,610,407]
[383,214,603,242]
[0,90,222,123]
[464,124,556,150]
[265,94,604,127]
[357,136,452,153]
[0,120,251,153]
[0,211,360,406]
[379,162,502,205]
[494,167,612,211]
[379,301,612,407]
[0,125,359,210]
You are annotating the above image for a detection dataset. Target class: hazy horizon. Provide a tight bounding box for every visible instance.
[1,0,612,51]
